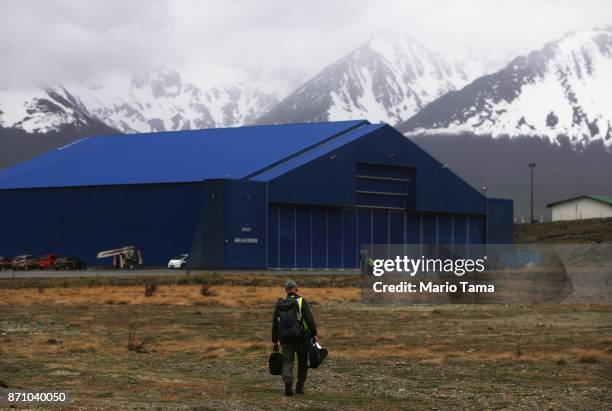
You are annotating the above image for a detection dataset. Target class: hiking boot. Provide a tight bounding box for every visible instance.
[284,382,294,396]
[295,381,304,395]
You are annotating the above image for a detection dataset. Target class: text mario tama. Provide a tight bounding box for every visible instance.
[369,256,495,294]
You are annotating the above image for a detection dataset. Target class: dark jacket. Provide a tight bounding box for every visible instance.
[272,292,317,344]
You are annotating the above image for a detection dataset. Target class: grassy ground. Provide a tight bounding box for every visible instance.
[0,277,611,410]
[515,217,612,243]
[0,272,359,289]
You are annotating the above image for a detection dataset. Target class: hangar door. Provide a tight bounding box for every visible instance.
[267,205,352,269]
[266,163,484,269]
[267,205,485,269]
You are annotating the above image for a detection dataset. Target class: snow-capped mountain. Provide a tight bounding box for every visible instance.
[0,67,295,137]
[400,28,612,147]
[0,86,115,135]
[73,68,285,133]
[0,86,118,169]
[258,30,507,126]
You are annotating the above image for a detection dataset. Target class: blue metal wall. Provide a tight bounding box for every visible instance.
[188,179,268,269]
[486,198,514,244]
[0,183,206,265]
[222,180,267,268]
[262,125,486,215]
[258,124,503,269]
[0,179,269,269]
[267,204,486,269]
[189,180,225,268]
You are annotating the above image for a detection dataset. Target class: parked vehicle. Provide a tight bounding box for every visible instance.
[0,256,13,271]
[12,255,39,271]
[38,254,58,270]
[168,254,188,269]
[54,256,87,270]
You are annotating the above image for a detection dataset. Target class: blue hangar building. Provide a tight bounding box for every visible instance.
[0,120,513,269]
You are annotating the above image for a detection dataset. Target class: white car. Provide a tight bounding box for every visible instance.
[167,254,188,269]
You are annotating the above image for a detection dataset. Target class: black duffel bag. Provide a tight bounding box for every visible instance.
[307,339,328,369]
[269,346,283,375]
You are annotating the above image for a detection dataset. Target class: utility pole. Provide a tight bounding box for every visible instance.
[529,162,536,223]
[482,186,488,242]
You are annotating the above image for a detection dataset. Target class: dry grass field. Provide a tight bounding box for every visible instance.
[0,274,611,410]
[515,217,612,243]
[0,284,360,307]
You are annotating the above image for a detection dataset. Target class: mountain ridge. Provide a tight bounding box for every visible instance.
[399,27,612,148]
[258,30,506,126]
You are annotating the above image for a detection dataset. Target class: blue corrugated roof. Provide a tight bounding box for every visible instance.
[250,123,385,181]
[0,120,370,189]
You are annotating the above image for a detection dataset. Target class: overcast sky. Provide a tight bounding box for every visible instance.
[1,0,610,87]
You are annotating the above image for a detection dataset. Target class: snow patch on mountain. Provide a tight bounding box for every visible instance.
[0,86,102,134]
[259,30,509,126]
[403,28,612,147]
[1,66,301,136]
[72,68,284,133]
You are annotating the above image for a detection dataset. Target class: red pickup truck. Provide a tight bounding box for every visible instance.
[0,256,12,271]
[38,254,58,270]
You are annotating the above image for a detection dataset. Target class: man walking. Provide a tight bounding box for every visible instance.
[272,279,319,396]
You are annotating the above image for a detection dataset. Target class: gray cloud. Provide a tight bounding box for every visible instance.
[1,0,610,86]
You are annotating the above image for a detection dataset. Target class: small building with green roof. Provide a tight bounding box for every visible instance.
[547,195,612,221]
